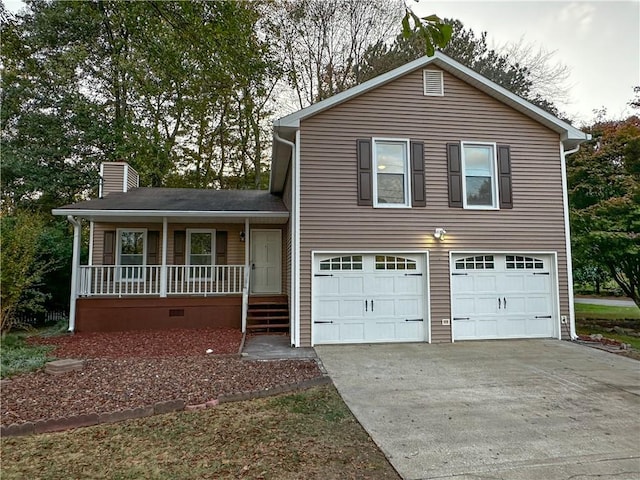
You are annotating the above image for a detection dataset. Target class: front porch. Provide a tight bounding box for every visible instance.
[52,186,291,335]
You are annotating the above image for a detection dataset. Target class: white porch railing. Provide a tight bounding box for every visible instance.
[78,265,245,297]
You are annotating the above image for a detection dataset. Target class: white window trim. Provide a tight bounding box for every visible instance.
[116,228,147,280]
[372,137,412,208]
[186,228,216,280]
[460,141,500,210]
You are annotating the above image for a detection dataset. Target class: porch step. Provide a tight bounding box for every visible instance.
[247,295,289,334]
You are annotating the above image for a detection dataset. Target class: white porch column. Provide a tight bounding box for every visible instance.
[245,218,250,273]
[67,215,82,332]
[160,216,168,297]
[241,218,250,333]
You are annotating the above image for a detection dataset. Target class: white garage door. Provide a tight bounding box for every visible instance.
[313,254,427,345]
[451,254,557,341]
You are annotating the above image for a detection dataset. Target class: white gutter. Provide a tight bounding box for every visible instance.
[51,209,289,219]
[273,130,300,347]
[67,215,82,332]
[560,142,581,340]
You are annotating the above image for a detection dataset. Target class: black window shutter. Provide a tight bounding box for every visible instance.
[174,231,186,265]
[447,143,463,208]
[410,141,426,207]
[357,139,373,206]
[497,144,513,209]
[103,230,115,265]
[216,231,228,265]
[147,231,160,265]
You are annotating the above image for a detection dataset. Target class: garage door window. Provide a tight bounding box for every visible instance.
[319,255,363,271]
[375,255,417,270]
[455,255,495,270]
[506,255,544,270]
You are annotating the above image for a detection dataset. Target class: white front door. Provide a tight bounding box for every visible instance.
[250,229,282,294]
[313,253,427,344]
[451,253,556,340]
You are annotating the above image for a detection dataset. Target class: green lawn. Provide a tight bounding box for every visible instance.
[1,385,399,480]
[574,302,640,351]
[575,302,640,320]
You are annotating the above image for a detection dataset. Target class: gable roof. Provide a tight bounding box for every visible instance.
[53,188,288,223]
[271,51,590,192]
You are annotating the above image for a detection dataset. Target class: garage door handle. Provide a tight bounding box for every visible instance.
[535,315,552,319]
[314,321,334,324]
[453,317,470,320]
[371,300,374,311]
[365,300,368,312]
[504,297,507,309]
[405,318,423,322]
[498,298,501,309]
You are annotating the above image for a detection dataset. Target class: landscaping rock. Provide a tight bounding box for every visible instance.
[44,359,85,375]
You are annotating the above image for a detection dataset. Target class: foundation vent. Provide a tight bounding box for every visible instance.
[169,309,185,317]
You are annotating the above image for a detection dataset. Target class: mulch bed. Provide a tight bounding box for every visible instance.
[2,329,322,427]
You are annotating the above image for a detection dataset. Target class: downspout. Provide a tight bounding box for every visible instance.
[273,130,299,347]
[560,143,581,340]
[67,215,82,332]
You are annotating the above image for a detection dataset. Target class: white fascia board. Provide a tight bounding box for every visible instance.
[51,209,289,219]
[273,51,590,145]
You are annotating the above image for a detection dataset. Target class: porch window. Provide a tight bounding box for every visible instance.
[187,229,215,279]
[117,229,146,279]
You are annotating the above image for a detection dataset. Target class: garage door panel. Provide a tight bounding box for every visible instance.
[499,275,525,292]
[396,321,424,340]
[316,277,340,295]
[396,298,421,317]
[525,275,551,293]
[395,276,423,293]
[340,276,366,295]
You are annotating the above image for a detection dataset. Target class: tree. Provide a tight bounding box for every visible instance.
[0,211,60,333]
[357,19,565,117]
[568,116,640,307]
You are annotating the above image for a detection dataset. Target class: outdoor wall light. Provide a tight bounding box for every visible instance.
[240,230,246,242]
[433,228,447,241]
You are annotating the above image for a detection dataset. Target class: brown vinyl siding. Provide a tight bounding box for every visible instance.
[93,223,246,266]
[101,163,139,196]
[101,164,126,196]
[126,167,139,191]
[298,69,569,346]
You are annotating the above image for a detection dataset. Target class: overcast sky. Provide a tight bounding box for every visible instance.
[415,0,640,125]
[4,0,638,126]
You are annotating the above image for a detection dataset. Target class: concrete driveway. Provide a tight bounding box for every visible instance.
[316,340,640,480]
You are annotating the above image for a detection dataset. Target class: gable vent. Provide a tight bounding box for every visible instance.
[423,70,444,96]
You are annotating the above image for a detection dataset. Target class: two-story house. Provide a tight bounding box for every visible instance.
[53,52,590,346]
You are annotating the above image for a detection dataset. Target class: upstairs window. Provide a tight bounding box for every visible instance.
[373,139,411,207]
[461,142,498,209]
